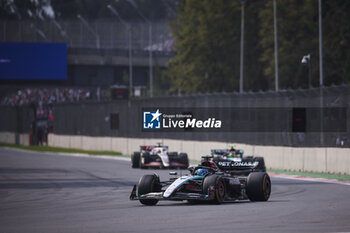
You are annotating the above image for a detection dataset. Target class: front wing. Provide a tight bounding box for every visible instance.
[141,161,188,169]
[130,185,216,201]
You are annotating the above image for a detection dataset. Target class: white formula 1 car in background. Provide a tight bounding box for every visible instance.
[131,143,189,169]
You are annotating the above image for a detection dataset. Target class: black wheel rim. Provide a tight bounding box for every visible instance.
[218,181,225,199]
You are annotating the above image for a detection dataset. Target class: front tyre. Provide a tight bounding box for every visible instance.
[203,175,225,204]
[179,153,189,168]
[246,172,271,201]
[131,152,140,168]
[138,174,161,205]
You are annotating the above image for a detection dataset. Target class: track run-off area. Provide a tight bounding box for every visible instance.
[0,148,349,233]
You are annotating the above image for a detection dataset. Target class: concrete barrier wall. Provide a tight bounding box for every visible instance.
[46,133,350,175]
[0,132,16,144]
[0,132,30,146]
[1,132,349,175]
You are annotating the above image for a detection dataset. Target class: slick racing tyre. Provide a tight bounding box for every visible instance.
[168,152,178,166]
[246,172,271,201]
[138,174,161,206]
[142,152,151,165]
[253,157,266,172]
[203,175,225,204]
[179,153,189,168]
[131,152,141,168]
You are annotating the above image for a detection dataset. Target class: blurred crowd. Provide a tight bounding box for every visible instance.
[0,87,108,145]
[0,87,113,146]
[0,88,100,106]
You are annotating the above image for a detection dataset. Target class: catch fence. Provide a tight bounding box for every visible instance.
[1,85,349,147]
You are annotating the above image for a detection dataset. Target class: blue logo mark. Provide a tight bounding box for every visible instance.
[143,109,162,129]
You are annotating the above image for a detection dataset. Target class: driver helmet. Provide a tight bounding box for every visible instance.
[229,144,236,152]
[228,145,237,157]
[228,152,238,158]
[195,168,209,176]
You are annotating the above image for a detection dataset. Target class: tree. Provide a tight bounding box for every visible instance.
[244,0,269,91]
[168,0,242,94]
[169,0,350,93]
[259,0,318,89]
[323,1,350,86]
[168,0,273,94]
[259,0,350,89]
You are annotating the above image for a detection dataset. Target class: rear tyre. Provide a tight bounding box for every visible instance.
[142,152,151,165]
[131,152,140,168]
[246,172,271,201]
[179,153,189,168]
[138,174,161,205]
[203,175,225,204]
[167,152,178,167]
[253,157,266,172]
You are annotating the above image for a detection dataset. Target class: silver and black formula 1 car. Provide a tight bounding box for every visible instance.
[131,143,189,169]
[211,146,266,173]
[130,156,271,205]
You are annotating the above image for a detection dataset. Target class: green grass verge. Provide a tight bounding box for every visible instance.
[0,142,124,157]
[268,169,350,181]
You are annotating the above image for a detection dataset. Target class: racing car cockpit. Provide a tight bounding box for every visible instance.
[195,168,209,176]
[201,155,219,169]
[186,156,220,176]
[228,145,244,158]
[211,145,244,159]
[188,165,217,176]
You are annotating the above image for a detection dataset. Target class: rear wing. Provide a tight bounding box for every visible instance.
[140,146,155,151]
[140,145,168,151]
[211,149,229,155]
[211,149,244,156]
[215,160,259,171]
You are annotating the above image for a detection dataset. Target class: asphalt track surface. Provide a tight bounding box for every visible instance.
[0,148,349,233]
